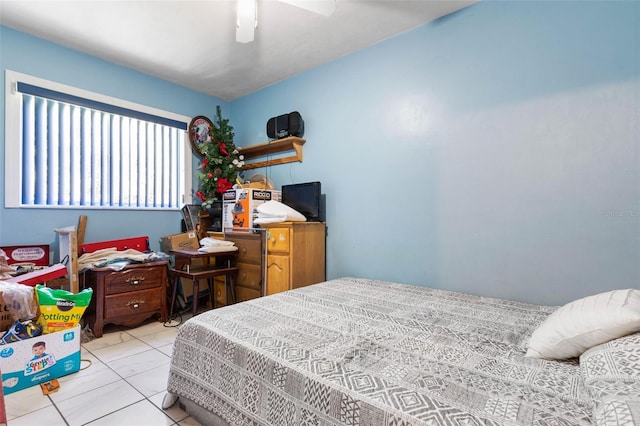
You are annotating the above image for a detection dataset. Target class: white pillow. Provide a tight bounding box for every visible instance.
[525,289,640,360]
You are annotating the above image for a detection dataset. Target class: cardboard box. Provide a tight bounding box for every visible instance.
[0,245,50,266]
[160,232,199,253]
[222,189,281,230]
[160,231,204,305]
[0,325,81,395]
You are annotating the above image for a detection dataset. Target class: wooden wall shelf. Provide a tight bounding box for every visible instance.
[238,136,305,170]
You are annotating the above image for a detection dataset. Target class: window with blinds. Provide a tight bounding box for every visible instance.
[5,71,191,209]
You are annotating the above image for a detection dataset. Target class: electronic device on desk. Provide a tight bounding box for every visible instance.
[282,181,324,222]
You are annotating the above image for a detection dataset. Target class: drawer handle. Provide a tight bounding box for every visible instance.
[126,299,145,309]
[126,276,145,285]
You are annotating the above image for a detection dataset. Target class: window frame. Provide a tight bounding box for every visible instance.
[4,69,193,210]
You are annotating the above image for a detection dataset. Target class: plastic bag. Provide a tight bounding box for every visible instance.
[35,285,93,333]
[0,319,42,344]
[0,281,38,321]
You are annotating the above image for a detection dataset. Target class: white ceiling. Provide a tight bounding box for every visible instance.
[0,0,476,101]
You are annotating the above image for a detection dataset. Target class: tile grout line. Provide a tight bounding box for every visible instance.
[55,328,175,425]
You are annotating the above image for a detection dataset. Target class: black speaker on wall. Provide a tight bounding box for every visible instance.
[267,111,304,139]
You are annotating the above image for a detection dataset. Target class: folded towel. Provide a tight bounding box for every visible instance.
[197,245,238,254]
[254,216,288,225]
[255,200,306,223]
[199,237,235,247]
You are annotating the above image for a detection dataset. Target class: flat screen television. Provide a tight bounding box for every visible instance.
[282,181,322,221]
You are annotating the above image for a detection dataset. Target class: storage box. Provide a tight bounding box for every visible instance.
[160,231,205,305]
[0,245,50,266]
[160,231,199,253]
[0,325,81,395]
[222,189,281,230]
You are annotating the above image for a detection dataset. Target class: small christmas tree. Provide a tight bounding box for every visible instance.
[195,106,244,208]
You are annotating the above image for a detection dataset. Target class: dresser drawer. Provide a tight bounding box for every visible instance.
[266,228,290,254]
[235,286,261,303]
[214,280,226,307]
[103,266,165,295]
[229,235,262,265]
[103,288,163,320]
[236,262,262,290]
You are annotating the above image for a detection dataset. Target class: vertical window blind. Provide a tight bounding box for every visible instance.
[17,82,188,209]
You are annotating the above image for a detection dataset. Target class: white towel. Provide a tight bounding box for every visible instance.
[254,200,306,225]
[197,237,236,253]
[199,237,235,247]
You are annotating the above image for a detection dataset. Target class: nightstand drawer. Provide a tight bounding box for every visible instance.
[266,228,290,254]
[104,266,164,295]
[104,288,162,320]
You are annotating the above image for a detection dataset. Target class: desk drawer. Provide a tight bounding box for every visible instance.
[104,266,165,295]
[104,288,162,320]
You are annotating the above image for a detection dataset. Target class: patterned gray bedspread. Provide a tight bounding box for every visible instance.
[166,277,594,425]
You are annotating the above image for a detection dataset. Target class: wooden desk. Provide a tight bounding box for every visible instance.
[168,248,239,317]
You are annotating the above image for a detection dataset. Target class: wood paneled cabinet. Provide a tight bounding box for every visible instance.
[260,222,326,295]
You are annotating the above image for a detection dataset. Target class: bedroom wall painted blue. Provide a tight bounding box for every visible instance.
[1,1,638,306]
[0,25,228,257]
[231,1,640,305]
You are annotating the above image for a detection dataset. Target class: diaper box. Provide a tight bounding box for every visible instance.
[0,325,81,395]
[222,188,281,230]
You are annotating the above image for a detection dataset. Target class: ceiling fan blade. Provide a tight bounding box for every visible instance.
[279,0,336,17]
[236,0,257,43]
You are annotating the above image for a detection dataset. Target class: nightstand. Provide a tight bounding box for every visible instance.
[81,261,168,338]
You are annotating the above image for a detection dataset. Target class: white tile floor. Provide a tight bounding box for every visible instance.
[3,318,201,426]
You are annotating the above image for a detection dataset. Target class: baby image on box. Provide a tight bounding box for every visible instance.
[25,340,56,375]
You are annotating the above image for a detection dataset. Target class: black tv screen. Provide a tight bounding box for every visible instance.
[282,181,321,221]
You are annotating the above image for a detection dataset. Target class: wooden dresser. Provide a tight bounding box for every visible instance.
[260,222,326,295]
[222,231,265,304]
[81,261,168,337]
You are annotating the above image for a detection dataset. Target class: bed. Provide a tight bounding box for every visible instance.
[163,277,640,425]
